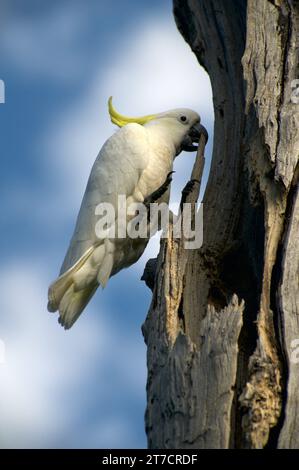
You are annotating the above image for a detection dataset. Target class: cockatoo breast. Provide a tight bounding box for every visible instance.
[135,124,176,202]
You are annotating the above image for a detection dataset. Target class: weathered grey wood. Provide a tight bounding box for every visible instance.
[143,292,243,448]
[143,132,245,448]
[243,0,299,188]
[173,0,248,347]
[238,0,299,448]
[278,183,299,448]
[143,0,299,449]
[142,133,243,446]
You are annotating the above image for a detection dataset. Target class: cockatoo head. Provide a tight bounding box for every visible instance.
[108,97,207,155]
[147,108,205,154]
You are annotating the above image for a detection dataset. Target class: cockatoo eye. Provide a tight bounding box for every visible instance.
[180,115,187,123]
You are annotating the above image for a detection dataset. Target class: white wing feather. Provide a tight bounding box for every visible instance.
[60,123,149,274]
[48,123,151,328]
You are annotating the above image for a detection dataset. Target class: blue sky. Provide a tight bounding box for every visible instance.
[0,0,213,448]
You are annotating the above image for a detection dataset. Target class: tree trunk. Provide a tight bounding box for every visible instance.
[142,0,299,449]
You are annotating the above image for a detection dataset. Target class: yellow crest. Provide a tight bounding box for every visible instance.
[108,96,156,127]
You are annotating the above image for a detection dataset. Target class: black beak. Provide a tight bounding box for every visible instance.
[181,122,209,152]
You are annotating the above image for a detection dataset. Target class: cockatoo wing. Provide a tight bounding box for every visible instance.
[60,123,149,274]
[48,123,150,328]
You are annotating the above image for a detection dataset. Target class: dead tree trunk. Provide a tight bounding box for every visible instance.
[142,0,299,449]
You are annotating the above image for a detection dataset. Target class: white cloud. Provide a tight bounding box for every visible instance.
[0,260,147,447]
[40,13,213,229]
[101,17,213,116]
[0,8,214,448]
[37,9,214,331]
[0,262,103,447]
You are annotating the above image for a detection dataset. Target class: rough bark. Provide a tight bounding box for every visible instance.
[142,0,299,449]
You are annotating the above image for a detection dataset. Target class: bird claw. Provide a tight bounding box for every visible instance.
[144,171,175,207]
[182,179,200,196]
[180,179,200,208]
[166,170,175,182]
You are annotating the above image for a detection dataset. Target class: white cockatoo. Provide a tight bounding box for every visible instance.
[48,97,204,328]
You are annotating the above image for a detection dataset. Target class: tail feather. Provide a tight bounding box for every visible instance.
[58,283,98,329]
[73,244,105,292]
[47,272,73,313]
[48,246,94,312]
[97,239,114,287]
[97,253,113,287]
[48,242,115,329]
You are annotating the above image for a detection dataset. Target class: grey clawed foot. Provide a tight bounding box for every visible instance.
[165,170,175,186]
[155,170,175,201]
[144,171,175,207]
[180,179,200,209]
